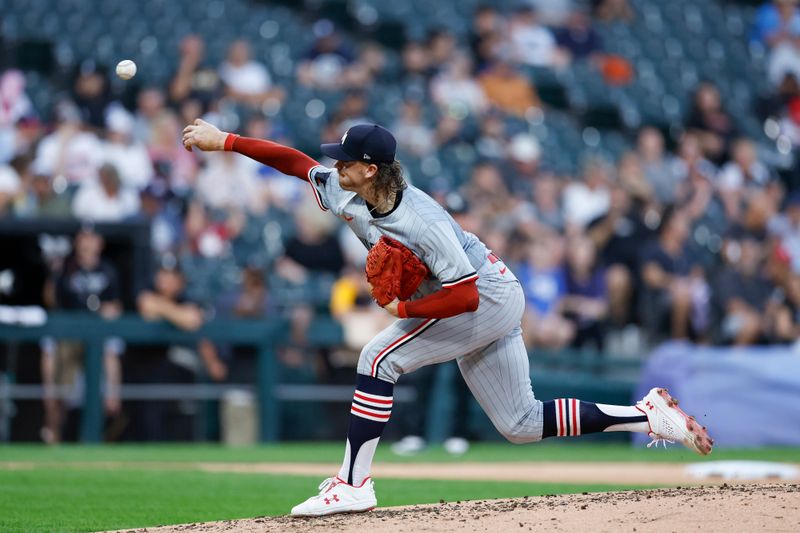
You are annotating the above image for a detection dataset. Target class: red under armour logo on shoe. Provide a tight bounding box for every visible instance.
[324,494,340,505]
[646,401,654,410]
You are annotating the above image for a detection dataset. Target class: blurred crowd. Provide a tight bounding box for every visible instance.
[0,0,799,409]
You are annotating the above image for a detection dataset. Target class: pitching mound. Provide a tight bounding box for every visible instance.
[121,483,799,533]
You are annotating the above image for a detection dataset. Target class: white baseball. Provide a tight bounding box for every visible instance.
[115,60,137,80]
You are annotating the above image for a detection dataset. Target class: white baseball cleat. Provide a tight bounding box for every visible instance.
[290,476,377,517]
[637,387,714,455]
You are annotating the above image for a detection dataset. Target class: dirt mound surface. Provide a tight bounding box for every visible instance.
[120,483,799,533]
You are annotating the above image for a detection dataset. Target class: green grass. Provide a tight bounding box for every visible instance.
[1,443,798,533]
[3,442,800,464]
[0,468,637,533]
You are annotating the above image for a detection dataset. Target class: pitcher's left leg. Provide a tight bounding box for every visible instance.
[458,326,545,443]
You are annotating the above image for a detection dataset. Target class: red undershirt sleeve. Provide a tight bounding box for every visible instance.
[397,279,479,319]
[224,134,320,181]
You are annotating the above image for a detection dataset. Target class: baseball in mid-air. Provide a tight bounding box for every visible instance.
[115,59,137,80]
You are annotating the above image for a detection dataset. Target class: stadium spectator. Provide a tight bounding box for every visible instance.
[508,5,569,69]
[685,82,738,165]
[473,111,509,160]
[14,164,71,218]
[478,56,541,117]
[671,132,717,192]
[563,156,612,229]
[129,262,227,439]
[399,40,432,98]
[768,191,800,273]
[331,265,393,355]
[0,70,33,163]
[102,105,154,190]
[33,101,103,185]
[275,198,346,284]
[182,200,240,259]
[169,34,221,108]
[137,263,203,330]
[328,90,374,134]
[718,138,775,221]
[763,242,800,341]
[531,172,565,232]
[72,163,140,222]
[431,53,488,117]
[562,234,608,349]
[392,99,437,157]
[132,181,182,255]
[218,40,283,109]
[132,87,166,144]
[296,20,357,91]
[505,132,543,196]
[636,126,676,205]
[713,230,773,345]
[587,183,652,326]
[462,161,514,228]
[517,234,575,348]
[347,41,390,88]
[616,151,654,206]
[147,110,199,193]
[426,28,458,74]
[639,207,705,340]
[40,227,123,443]
[72,60,111,131]
[469,4,504,71]
[752,0,800,86]
[196,150,258,211]
[554,9,604,63]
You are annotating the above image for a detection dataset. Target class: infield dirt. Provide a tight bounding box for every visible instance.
[120,483,799,533]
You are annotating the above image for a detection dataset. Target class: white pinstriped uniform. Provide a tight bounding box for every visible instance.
[309,166,545,443]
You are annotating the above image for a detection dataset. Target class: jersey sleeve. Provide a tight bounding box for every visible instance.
[308,166,349,215]
[419,221,479,288]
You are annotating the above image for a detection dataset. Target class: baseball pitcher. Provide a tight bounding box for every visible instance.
[182,120,713,517]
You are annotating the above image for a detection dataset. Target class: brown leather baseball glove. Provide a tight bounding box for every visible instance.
[366,236,430,307]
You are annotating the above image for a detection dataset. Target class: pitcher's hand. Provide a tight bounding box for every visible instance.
[182,118,227,152]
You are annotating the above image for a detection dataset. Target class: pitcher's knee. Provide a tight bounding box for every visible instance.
[493,401,544,444]
[498,422,543,444]
[357,346,401,384]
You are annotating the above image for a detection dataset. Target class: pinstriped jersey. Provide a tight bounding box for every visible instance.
[308,165,516,297]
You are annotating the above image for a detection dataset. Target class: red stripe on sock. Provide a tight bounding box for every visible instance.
[354,392,392,405]
[571,398,579,436]
[351,405,390,420]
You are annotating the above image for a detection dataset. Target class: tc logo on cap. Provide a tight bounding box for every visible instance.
[321,124,397,163]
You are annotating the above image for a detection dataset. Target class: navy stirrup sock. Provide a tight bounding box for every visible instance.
[338,374,394,486]
[542,398,649,438]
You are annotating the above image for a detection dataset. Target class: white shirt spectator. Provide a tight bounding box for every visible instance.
[34,129,103,185]
[0,165,20,194]
[219,61,272,95]
[0,70,33,127]
[196,152,259,211]
[431,55,488,116]
[717,160,772,191]
[563,182,610,228]
[103,106,153,189]
[510,17,559,67]
[73,182,140,221]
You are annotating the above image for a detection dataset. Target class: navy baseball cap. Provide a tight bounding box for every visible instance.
[320,124,397,163]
